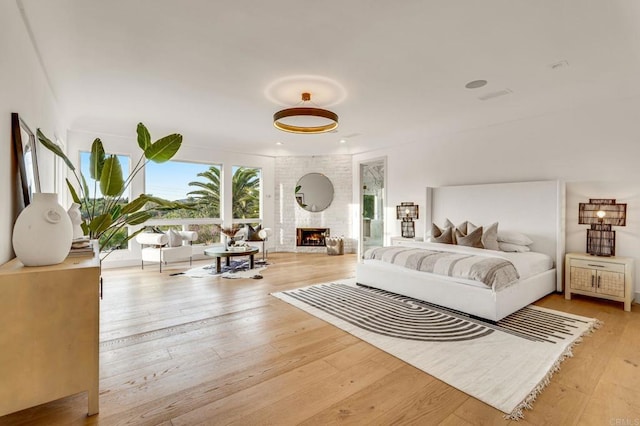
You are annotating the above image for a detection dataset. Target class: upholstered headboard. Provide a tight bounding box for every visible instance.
[426,180,566,291]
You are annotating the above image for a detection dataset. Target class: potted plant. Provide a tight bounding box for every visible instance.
[37,123,192,253]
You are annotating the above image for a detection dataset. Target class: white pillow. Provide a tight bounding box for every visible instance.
[499,242,531,252]
[497,230,533,246]
[167,229,183,247]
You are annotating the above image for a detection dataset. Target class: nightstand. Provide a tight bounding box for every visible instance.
[390,236,419,246]
[564,252,634,311]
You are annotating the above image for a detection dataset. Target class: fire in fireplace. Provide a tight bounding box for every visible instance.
[296,228,330,247]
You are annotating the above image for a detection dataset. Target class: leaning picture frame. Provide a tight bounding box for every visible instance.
[11,112,40,207]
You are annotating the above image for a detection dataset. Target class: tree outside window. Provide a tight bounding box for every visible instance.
[146,161,221,220]
[232,166,261,219]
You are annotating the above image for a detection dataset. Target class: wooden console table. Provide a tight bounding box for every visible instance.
[0,246,100,417]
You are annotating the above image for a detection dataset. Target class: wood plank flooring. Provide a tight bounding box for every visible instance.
[1,252,639,425]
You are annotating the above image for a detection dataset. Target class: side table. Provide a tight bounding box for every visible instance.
[565,252,634,311]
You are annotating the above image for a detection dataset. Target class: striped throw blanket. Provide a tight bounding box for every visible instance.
[364,246,520,291]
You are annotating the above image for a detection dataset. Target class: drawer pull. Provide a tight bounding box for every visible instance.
[597,275,601,288]
[587,264,605,268]
[591,275,595,287]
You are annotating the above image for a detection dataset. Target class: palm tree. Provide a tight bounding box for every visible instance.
[232,167,260,218]
[186,166,221,217]
[187,166,260,218]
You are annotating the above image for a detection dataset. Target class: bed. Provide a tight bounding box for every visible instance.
[356,180,565,321]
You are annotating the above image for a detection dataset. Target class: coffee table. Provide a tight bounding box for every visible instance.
[203,247,259,273]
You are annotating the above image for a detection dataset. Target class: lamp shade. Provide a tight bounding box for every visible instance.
[578,198,626,257]
[578,199,626,226]
[396,202,419,220]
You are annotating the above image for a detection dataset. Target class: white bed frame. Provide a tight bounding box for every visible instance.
[356,180,566,321]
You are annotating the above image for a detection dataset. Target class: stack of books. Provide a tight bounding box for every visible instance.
[68,237,94,257]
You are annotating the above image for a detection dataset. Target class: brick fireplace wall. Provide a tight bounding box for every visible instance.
[274,155,354,253]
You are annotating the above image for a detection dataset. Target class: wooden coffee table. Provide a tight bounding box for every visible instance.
[203,247,259,273]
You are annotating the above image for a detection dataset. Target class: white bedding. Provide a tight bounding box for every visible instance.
[364,241,554,290]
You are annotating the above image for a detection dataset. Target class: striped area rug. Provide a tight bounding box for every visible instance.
[272,280,599,419]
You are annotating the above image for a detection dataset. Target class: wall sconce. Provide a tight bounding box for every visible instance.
[578,198,627,256]
[396,202,419,238]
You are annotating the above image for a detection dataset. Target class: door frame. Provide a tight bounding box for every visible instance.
[358,156,387,259]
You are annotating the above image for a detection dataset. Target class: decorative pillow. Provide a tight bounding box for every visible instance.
[430,223,454,244]
[499,242,531,252]
[455,225,484,248]
[245,224,264,241]
[497,231,533,246]
[167,229,183,247]
[482,222,500,250]
[444,219,467,244]
[468,221,499,250]
[455,220,469,235]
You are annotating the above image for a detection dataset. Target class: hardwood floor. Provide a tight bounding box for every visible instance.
[1,252,639,425]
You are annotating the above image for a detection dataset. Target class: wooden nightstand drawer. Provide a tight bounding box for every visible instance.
[570,258,625,274]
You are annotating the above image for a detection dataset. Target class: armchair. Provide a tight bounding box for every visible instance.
[136,230,198,272]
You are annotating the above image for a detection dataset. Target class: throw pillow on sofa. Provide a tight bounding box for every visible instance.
[245,224,264,241]
[167,229,183,247]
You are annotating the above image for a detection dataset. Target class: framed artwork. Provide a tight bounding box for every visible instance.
[295,193,305,206]
[12,112,41,207]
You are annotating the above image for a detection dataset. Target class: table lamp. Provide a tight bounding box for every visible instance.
[396,202,419,238]
[578,199,626,256]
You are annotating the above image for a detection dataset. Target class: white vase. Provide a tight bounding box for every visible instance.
[12,193,73,266]
[67,202,85,240]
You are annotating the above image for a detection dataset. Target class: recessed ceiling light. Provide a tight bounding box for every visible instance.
[275,141,283,145]
[339,139,347,144]
[465,79,488,89]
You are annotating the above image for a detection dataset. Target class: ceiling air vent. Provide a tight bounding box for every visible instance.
[478,89,513,101]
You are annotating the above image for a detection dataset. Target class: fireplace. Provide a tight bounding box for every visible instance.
[296,228,329,247]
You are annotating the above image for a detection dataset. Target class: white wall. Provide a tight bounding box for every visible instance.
[275,156,354,253]
[353,96,640,301]
[65,129,276,268]
[0,1,65,264]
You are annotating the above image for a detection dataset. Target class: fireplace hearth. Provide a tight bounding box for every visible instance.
[296,228,329,247]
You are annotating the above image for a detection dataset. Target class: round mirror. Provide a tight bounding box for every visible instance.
[295,173,334,212]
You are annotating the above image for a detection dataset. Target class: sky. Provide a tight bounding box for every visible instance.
[145,160,217,200]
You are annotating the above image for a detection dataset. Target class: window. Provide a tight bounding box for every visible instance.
[145,161,221,219]
[187,224,221,245]
[232,166,261,220]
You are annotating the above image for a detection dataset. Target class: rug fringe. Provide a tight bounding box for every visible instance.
[505,318,603,421]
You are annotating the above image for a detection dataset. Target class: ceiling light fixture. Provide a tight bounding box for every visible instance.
[273,92,339,134]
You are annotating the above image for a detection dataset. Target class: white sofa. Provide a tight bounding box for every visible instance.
[136,230,198,272]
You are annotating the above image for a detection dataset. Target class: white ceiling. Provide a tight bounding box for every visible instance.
[20,0,640,157]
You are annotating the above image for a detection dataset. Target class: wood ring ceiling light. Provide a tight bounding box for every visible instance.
[273,92,339,134]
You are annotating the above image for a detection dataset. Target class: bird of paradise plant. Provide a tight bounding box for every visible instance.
[37,123,193,252]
